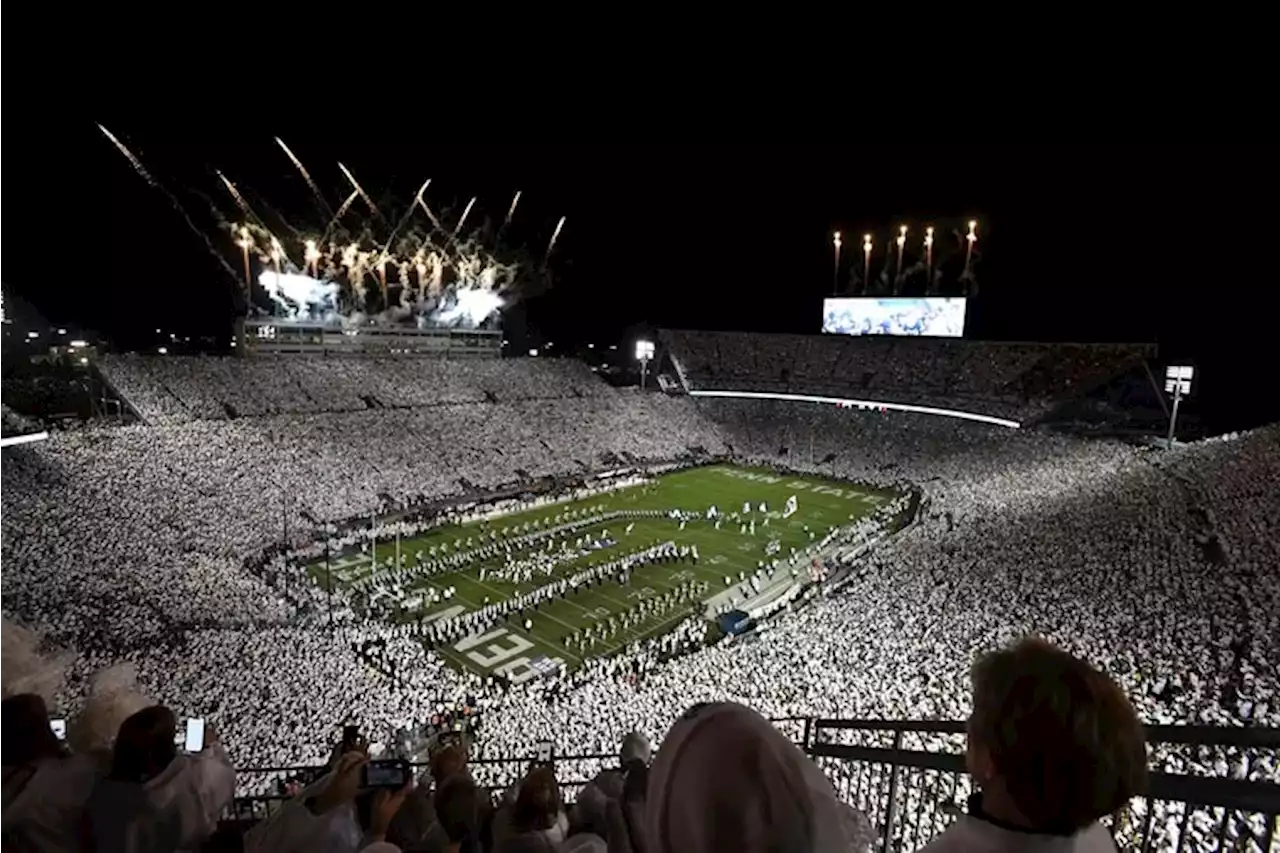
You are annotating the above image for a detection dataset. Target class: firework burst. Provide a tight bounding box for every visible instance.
[99,128,567,329]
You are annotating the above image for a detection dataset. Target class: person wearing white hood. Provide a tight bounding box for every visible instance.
[82,705,235,853]
[1,694,101,853]
[918,638,1148,853]
[642,701,875,853]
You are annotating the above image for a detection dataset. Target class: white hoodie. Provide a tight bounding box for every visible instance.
[919,808,1117,853]
[83,745,235,853]
[2,753,102,852]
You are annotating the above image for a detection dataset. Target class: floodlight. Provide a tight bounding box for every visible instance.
[636,340,656,390]
[528,348,539,357]
[158,347,168,355]
[1163,365,1194,445]
[1164,365,1194,395]
[26,331,38,339]
[70,340,87,348]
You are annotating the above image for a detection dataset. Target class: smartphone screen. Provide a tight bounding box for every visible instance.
[361,759,408,789]
[184,718,205,753]
[50,718,67,740]
[535,740,553,765]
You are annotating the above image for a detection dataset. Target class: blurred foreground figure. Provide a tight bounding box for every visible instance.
[644,701,874,853]
[921,637,1148,852]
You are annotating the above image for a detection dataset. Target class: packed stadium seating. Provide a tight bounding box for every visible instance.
[661,329,1154,422]
[98,355,613,423]
[2,352,1277,851]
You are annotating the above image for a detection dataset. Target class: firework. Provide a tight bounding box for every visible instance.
[381,179,431,254]
[274,137,332,217]
[216,171,256,221]
[544,215,567,261]
[337,162,383,221]
[104,126,565,329]
[97,125,240,283]
[451,197,477,239]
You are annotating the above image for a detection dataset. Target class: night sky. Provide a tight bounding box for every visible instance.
[5,130,1275,429]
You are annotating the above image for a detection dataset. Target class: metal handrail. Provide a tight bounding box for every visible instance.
[227,717,1280,850]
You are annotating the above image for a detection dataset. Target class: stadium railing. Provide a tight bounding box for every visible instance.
[227,716,1279,852]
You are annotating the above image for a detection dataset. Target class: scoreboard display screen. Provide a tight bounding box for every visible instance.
[822,297,966,338]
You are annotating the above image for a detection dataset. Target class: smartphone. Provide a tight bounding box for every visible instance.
[50,718,67,740]
[184,717,206,753]
[342,724,360,745]
[361,758,410,789]
[535,740,553,765]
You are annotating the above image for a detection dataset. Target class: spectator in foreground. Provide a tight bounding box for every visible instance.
[494,764,571,852]
[920,637,1148,852]
[83,705,235,852]
[245,750,411,853]
[644,701,874,853]
[433,773,481,853]
[1,694,100,853]
[573,731,649,836]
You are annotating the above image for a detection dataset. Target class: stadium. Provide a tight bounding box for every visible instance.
[1,140,1277,852]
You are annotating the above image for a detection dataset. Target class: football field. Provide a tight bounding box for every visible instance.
[307,464,900,681]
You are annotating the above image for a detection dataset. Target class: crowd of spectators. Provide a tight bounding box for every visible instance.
[99,356,613,424]
[2,402,41,436]
[3,638,1154,852]
[3,354,1278,851]
[661,329,1152,422]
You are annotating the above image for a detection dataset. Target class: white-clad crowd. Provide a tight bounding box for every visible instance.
[3,358,1277,819]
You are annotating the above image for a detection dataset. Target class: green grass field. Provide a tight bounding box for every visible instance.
[307,464,899,682]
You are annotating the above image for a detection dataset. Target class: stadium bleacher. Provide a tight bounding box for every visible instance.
[661,329,1154,423]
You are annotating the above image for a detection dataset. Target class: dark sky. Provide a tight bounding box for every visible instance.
[5,129,1275,426]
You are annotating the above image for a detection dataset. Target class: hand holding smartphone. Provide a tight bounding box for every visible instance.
[184,718,206,753]
[360,758,411,789]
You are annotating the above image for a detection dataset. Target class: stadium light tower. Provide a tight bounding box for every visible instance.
[636,339,655,390]
[1164,365,1193,446]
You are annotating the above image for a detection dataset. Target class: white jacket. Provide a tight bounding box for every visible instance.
[919,816,1117,853]
[2,754,102,852]
[84,745,236,853]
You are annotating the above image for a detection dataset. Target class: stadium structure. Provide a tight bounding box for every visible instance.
[2,323,1277,851]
